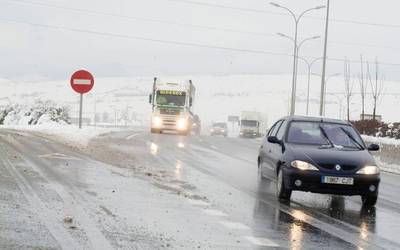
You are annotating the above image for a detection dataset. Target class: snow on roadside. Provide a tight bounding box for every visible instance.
[374,157,400,175]
[0,124,123,147]
[362,135,400,174]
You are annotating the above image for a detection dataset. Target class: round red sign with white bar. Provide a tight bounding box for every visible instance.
[70,70,94,94]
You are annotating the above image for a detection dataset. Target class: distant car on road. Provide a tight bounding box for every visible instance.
[258,116,381,206]
[210,122,228,137]
[192,115,201,135]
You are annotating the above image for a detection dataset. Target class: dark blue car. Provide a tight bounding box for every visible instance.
[258,116,380,206]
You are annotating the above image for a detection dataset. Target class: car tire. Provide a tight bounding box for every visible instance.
[257,159,265,182]
[277,168,292,200]
[361,194,378,207]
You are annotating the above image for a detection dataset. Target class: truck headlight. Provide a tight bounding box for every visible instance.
[177,118,187,130]
[152,116,162,127]
[291,160,319,171]
[357,166,380,175]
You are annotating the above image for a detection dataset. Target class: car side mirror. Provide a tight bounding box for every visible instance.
[149,94,152,104]
[368,144,380,151]
[267,136,281,144]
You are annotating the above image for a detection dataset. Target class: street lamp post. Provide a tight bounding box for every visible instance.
[270,2,325,116]
[298,57,323,115]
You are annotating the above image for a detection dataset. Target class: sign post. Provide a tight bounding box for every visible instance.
[70,70,94,129]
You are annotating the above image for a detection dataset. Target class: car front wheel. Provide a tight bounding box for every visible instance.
[277,168,292,200]
[361,194,378,207]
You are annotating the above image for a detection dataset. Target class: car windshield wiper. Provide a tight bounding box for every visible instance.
[319,125,334,148]
[339,127,364,150]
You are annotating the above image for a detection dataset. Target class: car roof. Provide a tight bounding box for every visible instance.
[280,115,351,125]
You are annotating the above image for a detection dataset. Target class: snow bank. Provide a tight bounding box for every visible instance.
[362,135,400,147]
[0,100,70,126]
[1,124,122,147]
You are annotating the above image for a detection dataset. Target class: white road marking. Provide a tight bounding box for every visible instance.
[125,133,139,140]
[187,199,210,207]
[210,145,219,150]
[39,153,80,161]
[244,236,279,247]
[219,221,250,230]
[203,209,228,217]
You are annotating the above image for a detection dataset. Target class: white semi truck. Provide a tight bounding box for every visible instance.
[149,78,195,135]
[239,111,268,138]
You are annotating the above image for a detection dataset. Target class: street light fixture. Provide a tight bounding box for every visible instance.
[270,2,325,116]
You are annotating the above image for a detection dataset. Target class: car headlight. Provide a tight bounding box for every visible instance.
[177,118,187,130]
[357,165,380,175]
[152,116,162,127]
[291,160,319,171]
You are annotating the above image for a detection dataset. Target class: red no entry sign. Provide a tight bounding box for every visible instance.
[70,70,94,94]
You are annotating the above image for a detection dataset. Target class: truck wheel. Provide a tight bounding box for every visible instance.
[277,168,292,200]
[361,194,378,207]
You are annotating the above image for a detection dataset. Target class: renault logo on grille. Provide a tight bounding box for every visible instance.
[335,165,341,171]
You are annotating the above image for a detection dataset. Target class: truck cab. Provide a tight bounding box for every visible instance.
[149,78,195,135]
[239,120,260,138]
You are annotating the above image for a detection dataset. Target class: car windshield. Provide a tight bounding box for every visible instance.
[213,123,227,128]
[241,120,258,127]
[156,91,186,106]
[287,121,364,149]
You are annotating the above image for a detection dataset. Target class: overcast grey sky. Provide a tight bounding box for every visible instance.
[1,0,400,80]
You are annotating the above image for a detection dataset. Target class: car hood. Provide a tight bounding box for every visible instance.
[286,144,376,174]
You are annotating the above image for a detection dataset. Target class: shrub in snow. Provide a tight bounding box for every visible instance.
[0,100,70,125]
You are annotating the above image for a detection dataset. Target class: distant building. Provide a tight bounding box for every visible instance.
[360,114,382,122]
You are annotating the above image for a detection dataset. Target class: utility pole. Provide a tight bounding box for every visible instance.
[319,0,330,116]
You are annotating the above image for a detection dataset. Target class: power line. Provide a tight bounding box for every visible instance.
[4,0,400,52]
[3,0,279,36]
[166,0,400,29]
[3,16,400,68]
[0,17,290,56]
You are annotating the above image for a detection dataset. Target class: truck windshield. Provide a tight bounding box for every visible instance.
[241,120,258,127]
[213,123,227,128]
[156,91,186,106]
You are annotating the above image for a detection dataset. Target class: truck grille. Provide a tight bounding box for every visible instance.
[160,109,180,115]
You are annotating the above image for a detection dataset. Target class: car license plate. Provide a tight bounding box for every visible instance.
[322,176,354,185]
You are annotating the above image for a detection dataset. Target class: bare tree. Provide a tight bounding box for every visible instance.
[358,55,367,120]
[367,58,384,121]
[344,58,353,121]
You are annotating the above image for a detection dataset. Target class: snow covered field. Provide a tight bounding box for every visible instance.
[2,74,400,128]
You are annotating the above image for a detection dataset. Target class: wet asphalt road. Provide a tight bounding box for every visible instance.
[1,129,400,249]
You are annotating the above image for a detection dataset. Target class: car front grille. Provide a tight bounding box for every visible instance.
[318,164,357,171]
